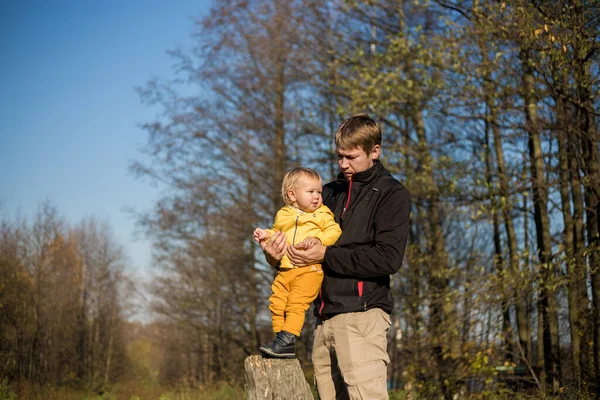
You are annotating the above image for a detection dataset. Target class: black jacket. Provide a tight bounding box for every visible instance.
[314,160,410,318]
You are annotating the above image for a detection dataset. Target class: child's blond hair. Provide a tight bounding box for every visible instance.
[281,167,322,206]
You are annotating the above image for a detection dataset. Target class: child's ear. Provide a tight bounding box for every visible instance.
[287,190,296,203]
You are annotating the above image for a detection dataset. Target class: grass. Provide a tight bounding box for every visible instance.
[2,381,245,400]
[3,380,596,400]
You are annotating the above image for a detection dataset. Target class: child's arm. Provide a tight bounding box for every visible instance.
[253,228,273,243]
[316,211,342,246]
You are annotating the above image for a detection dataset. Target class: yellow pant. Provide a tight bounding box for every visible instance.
[269,265,324,336]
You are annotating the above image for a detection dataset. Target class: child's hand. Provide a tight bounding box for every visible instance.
[253,228,269,243]
[300,237,321,249]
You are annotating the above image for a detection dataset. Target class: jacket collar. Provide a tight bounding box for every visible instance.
[281,204,329,216]
[336,160,383,186]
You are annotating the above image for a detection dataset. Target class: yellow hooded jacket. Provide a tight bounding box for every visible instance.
[266,204,342,270]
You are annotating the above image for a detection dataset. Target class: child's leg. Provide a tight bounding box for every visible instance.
[281,265,324,336]
[269,271,292,333]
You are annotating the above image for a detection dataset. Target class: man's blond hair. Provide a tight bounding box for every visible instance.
[335,113,382,153]
[281,167,322,206]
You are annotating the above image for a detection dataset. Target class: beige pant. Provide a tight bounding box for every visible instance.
[312,308,391,400]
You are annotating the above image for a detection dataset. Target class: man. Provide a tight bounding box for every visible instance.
[261,113,410,399]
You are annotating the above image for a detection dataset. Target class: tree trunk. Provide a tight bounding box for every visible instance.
[244,355,313,400]
[77,265,88,382]
[103,300,117,387]
[567,3,600,384]
[414,109,458,400]
[521,163,534,363]
[575,61,600,385]
[520,46,561,391]
[478,24,530,363]
[557,116,582,387]
[555,87,590,389]
[491,104,530,362]
[568,132,591,382]
[272,5,288,213]
[483,113,513,361]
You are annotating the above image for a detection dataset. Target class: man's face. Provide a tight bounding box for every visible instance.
[336,145,380,180]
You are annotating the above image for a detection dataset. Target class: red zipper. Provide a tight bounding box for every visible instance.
[358,281,363,297]
[319,286,325,317]
[342,178,353,217]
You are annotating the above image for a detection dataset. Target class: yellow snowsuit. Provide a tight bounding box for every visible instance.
[266,205,341,336]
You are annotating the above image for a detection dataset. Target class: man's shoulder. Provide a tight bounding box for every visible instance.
[314,204,334,215]
[373,168,408,194]
[323,179,347,195]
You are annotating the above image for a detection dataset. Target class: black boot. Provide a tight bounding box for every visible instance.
[259,331,296,358]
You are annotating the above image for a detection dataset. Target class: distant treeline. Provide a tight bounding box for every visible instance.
[0,203,187,392]
[0,203,130,389]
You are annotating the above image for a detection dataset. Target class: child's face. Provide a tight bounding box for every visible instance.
[288,176,322,213]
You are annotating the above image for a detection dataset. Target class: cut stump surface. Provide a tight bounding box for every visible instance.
[244,355,314,400]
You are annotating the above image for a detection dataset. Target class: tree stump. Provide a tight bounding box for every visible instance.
[244,355,314,399]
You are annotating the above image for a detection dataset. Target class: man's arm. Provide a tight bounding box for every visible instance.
[324,186,410,278]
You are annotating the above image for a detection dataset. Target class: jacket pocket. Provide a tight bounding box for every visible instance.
[322,276,359,309]
[361,280,379,308]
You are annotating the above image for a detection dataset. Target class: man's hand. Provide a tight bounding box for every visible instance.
[288,241,326,267]
[260,231,287,268]
[300,237,321,249]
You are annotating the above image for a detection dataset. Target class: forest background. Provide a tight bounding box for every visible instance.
[1,0,599,399]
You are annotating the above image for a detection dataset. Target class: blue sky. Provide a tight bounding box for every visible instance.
[0,1,211,277]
